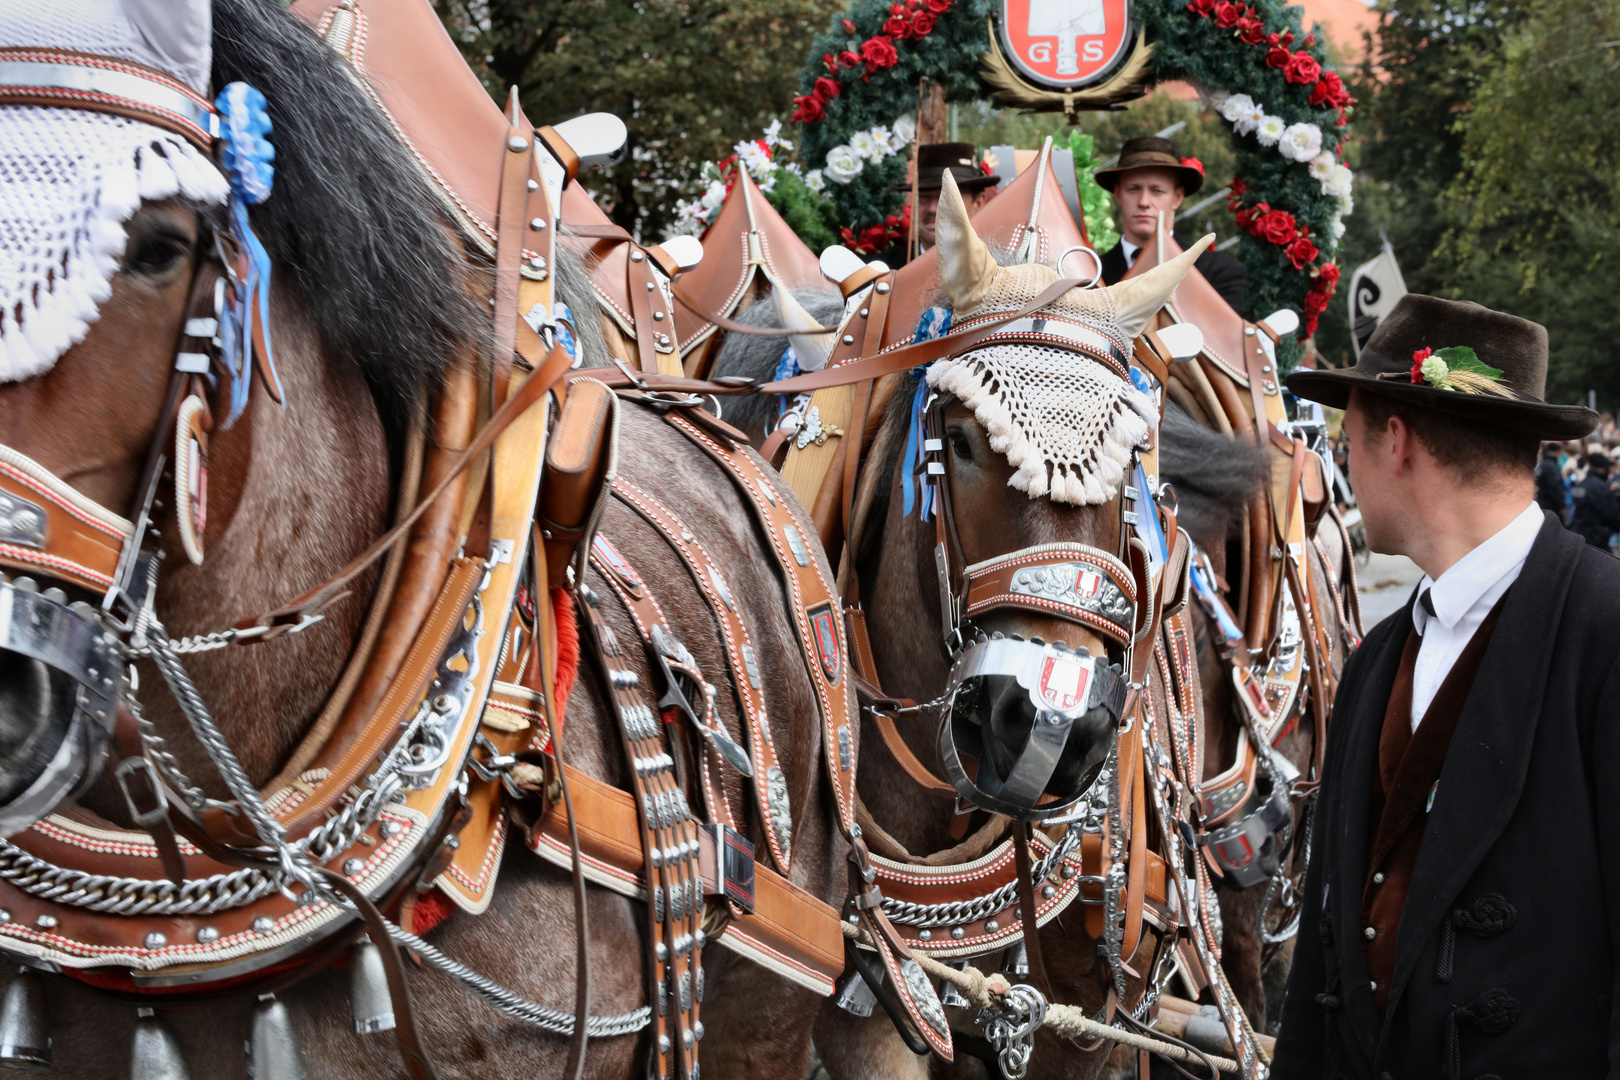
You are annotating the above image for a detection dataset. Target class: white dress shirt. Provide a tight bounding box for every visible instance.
[1121,238,1140,266]
[1408,501,1543,729]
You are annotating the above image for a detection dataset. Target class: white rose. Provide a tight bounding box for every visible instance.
[1232,102,1266,137]
[1325,162,1354,200]
[1255,113,1286,147]
[890,114,917,149]
[1279,122,1324,162]
[805,169,826,193]
[848,129,884,162]
[824,145,864,184]
[1308,151,1335,182]
[1330,216,1346,239]
[1218,92,1255,124]
[698,179,727,213]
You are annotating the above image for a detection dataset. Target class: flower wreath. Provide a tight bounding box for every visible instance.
[776,0,1355,369]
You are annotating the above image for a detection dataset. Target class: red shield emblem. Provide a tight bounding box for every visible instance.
[998,0,1133,90]
[1213,832,1256,870]
[810,605,841,684]
[1038,654,1089,712]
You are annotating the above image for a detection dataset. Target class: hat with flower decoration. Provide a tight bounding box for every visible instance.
[1286,293,1597,440]
[1092,136,1205,196]
[892,142,1000,193]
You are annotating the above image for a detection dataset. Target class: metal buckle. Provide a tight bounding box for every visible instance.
[115,754,169,828]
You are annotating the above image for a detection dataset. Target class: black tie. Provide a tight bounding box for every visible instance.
[1419,588,1436,618]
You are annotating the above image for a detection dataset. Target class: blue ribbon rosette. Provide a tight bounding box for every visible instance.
[214,82,278,425]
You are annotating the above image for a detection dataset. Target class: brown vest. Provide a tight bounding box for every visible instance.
[1359,591,1509,1015]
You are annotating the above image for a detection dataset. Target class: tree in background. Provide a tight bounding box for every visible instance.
[435,0,836,239]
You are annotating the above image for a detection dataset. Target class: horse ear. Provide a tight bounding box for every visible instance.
[936,173,997,312]
[772,282,835,372]
[1105,234,1216,341]
[124,0,212,95]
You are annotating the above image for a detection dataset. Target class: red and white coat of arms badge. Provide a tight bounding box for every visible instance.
[997,0,1133,89]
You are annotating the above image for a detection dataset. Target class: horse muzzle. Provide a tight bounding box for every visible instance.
[937,637,1126,822]
[0,578,118,837]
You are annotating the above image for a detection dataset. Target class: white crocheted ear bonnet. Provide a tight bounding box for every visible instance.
[0,0,227,383]
[927,173,1211,506]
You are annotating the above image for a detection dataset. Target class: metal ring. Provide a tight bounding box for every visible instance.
[1052,245,1103,288]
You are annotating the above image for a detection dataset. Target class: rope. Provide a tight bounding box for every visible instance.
[840,923,1240,1073]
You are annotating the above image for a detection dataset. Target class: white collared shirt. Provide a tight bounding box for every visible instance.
[1121,238,1140,266]
[1408,502,1543,728]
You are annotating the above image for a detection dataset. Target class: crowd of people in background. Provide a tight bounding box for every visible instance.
[1533,413,1620,552]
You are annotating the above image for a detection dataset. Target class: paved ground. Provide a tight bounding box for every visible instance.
[1355,549,1425,628]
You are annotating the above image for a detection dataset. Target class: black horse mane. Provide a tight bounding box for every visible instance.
[210,0,479,426]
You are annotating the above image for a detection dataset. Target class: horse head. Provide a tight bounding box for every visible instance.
[858,174,1210,824]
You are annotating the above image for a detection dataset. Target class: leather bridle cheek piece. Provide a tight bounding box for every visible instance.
[914,344,1152,825]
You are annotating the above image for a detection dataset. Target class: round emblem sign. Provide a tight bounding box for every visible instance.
[997,0,1133,90]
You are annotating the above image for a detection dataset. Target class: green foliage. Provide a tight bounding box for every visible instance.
[1054,128,1119,252]
[434,0,838,240]
[768,167,845,251]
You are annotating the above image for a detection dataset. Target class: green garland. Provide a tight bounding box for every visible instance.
[790,0,1353,364]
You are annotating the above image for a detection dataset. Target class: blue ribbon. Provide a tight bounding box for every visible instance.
[901,308,951,519]
[215,82,278,426]
[773,345,800,419]
[1191,561,1245,641]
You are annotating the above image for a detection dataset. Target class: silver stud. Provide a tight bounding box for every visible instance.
[526,178,539,192]
[529,217,547,230]
[918,929,931,941]
[950,926,964,940]
[252,917,275,935]
[197,926,219,944]
[33,915,55,930]
[1060,864,1075,879]
[630,250,645,263]
[143,932,166,949]
[0,910,10,923]
[1244,326,1256,336]
[646,281,657,291]
[380,820,402,839]
[694,929,706,950]
[1042,885,1057,899]
[694,1021,705,1042]
[842,334,854,345]
[652,311,664,321]
[343,858,365,877]
[876,282,890,293]
[1363,926,1376,940]
[656,942,669,962]
[859,308,869,318]
[683,1028,694,1048]
[984,919,999,932]
[507,135,530,152]
[659,1033,672,1054]
[528,256,546,271]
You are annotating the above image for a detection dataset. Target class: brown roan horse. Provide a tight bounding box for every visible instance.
[0,1,846,1076]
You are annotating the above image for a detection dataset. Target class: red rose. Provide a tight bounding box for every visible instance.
[842,18,856,32]
[1266,32,1280,45]
[791,94,823,123]
[814,76,841,101]
[910,10,935,34]
[1285,236,1319,269]
[1255,208,1297,244]
[883,14,909,36]
[1186,0,1216,15]
[1229,176,1247,197]
[1212,1,1240,27]
[1315,262,1341,291]
[1284,50,1323,85]
[838,50,861,68]
[1304,288,1330,315]
[1309,71,1350,108]
[1236,16,1266,43]
[822,52,838,74]
[926,0,951,12]
[1266,45,1291,68]
[861,223,889,247]
[860,35,899,73]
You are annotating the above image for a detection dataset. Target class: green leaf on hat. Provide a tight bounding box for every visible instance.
[1433,345,1503,381]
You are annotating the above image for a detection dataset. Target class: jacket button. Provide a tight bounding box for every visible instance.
[1364,926,1377,940]
[1373,872,1386,884]
[1369,980,1378,991]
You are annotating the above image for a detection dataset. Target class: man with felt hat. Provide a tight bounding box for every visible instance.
[1093,135,1248,313]
[880,142,999,266]
[1272,295,1617,1078]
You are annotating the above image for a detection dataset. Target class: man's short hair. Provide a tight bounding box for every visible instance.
[1354,390,1538,476]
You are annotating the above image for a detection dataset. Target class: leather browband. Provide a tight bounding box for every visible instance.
[0,49,217,149]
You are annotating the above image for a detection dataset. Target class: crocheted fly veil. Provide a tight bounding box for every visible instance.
[0,0,227,383]
[929,173,1212,505]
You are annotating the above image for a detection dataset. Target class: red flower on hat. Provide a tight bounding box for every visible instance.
[1284,50,1323,85]
[1409,346,1432,384]
[1285,236,1319,270]
[1180,156,1204,175]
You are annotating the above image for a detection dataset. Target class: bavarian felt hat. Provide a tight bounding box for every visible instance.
[894,142,1000,193]
[1287,294,1598,440]
[1092,136,1205,196]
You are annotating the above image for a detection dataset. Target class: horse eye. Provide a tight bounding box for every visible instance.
[125,238,186,274]
[949,430,973,461]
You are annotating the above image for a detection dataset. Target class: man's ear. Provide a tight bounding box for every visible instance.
[1386,411,1415,475]
[1172,186,1187,211]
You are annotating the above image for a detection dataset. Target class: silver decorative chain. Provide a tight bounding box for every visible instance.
[880,823,1085,929]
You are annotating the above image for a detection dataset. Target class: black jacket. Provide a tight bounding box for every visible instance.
[1273,513,1620,1079]
[1534,457,1566,519]
[1570,470,1620,548]
[1099,241,1247,314]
